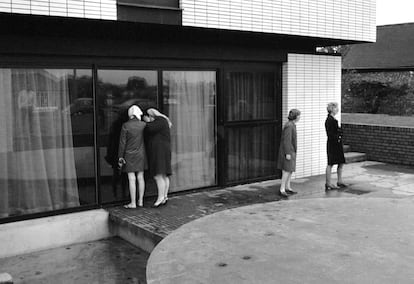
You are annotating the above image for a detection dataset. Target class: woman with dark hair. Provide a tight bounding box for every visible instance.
[277,109,301,197]
[118,105,147,208]
[143,108,172,207]
[325,102,346,191]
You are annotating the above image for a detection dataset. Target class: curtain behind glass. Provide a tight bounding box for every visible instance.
[163,71,216,191]
[0,69,79,218]
[225,70,277,182]
[227,125,276,181]
[227,72,275,121]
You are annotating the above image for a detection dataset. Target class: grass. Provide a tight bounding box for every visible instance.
[342,113,414,128]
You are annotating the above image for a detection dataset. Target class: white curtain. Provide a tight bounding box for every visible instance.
[163,71,216,191]
[0,69,79,218]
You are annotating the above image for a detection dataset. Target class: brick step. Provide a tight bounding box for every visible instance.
[343,144,351,153]
[108,209,164,253]
[345,152,367,163]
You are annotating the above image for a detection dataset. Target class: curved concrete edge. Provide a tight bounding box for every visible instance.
[0,209,113,258]
[147,197,414,284]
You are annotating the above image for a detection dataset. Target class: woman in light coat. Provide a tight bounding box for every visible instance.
[118,105,147,208]
[277,109,301,197]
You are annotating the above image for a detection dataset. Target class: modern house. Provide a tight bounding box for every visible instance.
[0,0,376,252]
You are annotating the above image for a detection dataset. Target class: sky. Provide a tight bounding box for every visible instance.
[376,0,414,26]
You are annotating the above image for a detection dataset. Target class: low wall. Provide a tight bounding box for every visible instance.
[0,209,113,258]
[342,123,414,166]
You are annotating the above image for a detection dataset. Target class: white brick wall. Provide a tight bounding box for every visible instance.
[181,0,376,42]
[282,53,341,178]
[0,0,116,20]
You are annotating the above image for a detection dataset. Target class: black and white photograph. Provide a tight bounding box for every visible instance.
[0,0,413,283]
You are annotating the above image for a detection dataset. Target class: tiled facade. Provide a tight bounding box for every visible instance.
[180,0,376,42]
[0,0,116,19]
[283,54,342,178]
[0,0,376,42]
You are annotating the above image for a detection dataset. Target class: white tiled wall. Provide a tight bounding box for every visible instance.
[0,0,116,20]
[181,0,376,42]
[282,53,341,178]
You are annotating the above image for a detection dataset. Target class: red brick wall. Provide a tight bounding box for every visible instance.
[342,123,414,166]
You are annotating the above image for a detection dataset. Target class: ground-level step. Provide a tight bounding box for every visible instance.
[345,152,367,163]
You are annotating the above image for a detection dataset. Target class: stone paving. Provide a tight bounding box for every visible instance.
[145,161,414,283]
[109,161,414,244]
[0,237,149,284]
[1,161,414,283]
[147,198,414,284]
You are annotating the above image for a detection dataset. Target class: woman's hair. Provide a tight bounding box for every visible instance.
[327,102,338,114]
[146,108,173,128]
[128,105,143,120]
[287,109,301,121]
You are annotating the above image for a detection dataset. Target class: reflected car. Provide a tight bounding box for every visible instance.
[63,98,93,116]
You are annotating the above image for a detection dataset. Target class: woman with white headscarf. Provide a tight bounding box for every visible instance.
[118,105,147,208]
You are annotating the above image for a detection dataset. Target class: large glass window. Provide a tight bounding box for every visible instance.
[224,69,279,182]
[0,68,95,218]
[97,70,158,203]
[163,71,216,191]
[227,72,276,121]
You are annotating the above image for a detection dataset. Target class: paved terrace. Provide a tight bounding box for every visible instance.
[1,161,413,283]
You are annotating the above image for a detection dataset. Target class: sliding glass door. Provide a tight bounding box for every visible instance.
[224,66,281,183]
[96,69,158,203]
[163,71,216,191]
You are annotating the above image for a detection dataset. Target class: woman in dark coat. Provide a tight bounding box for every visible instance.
[144,108,172,207]
[277,109,301,197]
[325,102,346,191]
[118,105,147,208]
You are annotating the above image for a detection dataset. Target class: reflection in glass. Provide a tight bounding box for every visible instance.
[227,125,276,182]
[97,70,157,203]
[0,68,94,219]
[163,71,216,191]
[227,72,275,121]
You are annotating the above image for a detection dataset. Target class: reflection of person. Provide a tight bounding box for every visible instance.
[277,109,301,197]
[118,105,147,208]
[143,108,172,207]
[105,109,129,197]
[325,102,346,191]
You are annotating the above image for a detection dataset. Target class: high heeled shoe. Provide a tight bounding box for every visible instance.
[286,189,297,195]
[151,200,164,208]
[161,197,168,205]
[279,191,289,198]
[325,184,336,191]
[337,182,347,188]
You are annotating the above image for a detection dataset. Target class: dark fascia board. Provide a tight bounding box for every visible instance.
[0,12,364,49]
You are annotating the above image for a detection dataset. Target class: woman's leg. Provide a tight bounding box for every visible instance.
[137,171,145,207]
[286,172,293,190]
[154,174,165,206]
[280,170,290,194]
[337,163,344,184]
[326,165,333,186]
[164,176,170,200]
[126,172,137,207]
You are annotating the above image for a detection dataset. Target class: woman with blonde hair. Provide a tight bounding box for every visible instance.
[118,105,147,208]
[325,102,346,191]
[143,108,172,207]
[277,109,301,197]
